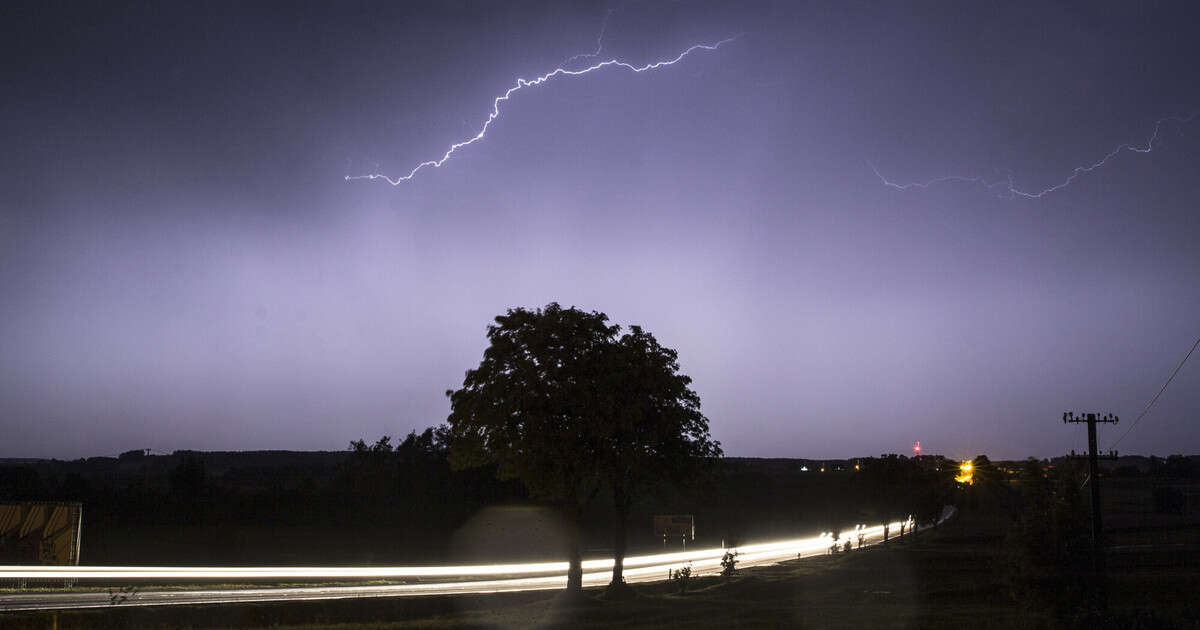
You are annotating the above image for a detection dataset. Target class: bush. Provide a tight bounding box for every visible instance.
[720,550,738,577]
[671,564,693,593]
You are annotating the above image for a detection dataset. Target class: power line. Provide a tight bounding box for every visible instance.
[1109,336,1200,450]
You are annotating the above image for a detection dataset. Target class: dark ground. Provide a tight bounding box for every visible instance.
[5,483,1200,630]
[3,454,1199,628]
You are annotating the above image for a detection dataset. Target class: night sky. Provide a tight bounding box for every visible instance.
[3,1,1198,460]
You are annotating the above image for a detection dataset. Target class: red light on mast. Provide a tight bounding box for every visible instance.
[913,441,921,455]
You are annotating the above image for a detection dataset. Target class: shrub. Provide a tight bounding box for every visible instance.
[720,550,738,577]
[671,564,693,593]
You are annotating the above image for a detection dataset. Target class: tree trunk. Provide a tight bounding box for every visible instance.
[565,502,583,593]
[611,484,629,586]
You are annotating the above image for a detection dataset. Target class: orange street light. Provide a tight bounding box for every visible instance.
[955,460,974,485]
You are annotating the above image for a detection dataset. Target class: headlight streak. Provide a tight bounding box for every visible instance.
[0,514,955,611]
[0,521,921,581]
[344,33,741,185]
[870,112,1198,199]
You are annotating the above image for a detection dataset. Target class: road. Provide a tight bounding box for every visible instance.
[0,512,950,612]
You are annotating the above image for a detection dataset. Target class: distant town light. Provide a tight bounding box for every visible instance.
[955,460,974,485]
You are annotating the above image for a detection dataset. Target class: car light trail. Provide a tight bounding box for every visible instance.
[0,521,917,581]
[0,515,951,611]
[344,33,740,185]
[871,112,1197,199]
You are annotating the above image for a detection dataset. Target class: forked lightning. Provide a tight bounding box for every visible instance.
[871,113,1197,199]
[346,34,740,185]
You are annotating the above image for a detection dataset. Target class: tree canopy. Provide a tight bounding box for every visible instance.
[444,303,720,593]
[597,325,721,586]
[445,303,617,592]
[446,303,616,502]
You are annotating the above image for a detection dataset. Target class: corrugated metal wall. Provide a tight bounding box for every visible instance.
[0,502,82,565]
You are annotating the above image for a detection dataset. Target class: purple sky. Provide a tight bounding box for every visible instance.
[3,1,1198,460]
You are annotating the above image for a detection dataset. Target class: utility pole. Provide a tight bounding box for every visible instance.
[1063,411,1119,606]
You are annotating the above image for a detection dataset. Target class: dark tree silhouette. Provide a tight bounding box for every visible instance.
[445,303,617,594]
[857,454,913,544]
[911,464,954,532]
[345,435,397,516]
[596,326,721,589]
[445,304,720,595]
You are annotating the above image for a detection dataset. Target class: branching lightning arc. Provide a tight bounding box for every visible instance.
[562,9,613,68]
[345,33,741,185]
[870,112,1198,199]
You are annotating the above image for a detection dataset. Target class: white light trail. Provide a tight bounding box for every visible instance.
[345,34,741,185]
[0,520,923,581]
[871,113,1198,199]
[0,515,952,611]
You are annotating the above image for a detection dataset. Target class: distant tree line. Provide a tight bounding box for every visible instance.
[0,439,529,563]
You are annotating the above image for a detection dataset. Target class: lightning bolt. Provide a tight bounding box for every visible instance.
[562,9,614,68]
[870,112,1198,199]
[346,33,741,185]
